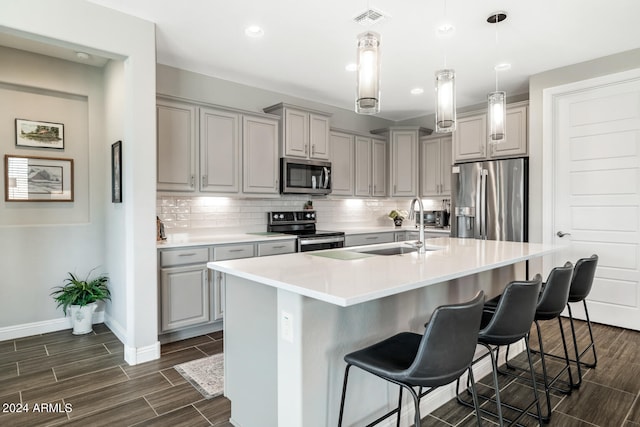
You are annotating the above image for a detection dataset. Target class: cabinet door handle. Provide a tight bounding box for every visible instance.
[366,236,379,240]
[202,175,207,187]
[190,175,195,187]
[305,145,308,154]
[178,253,198,257]
[229,249,246,253]
[271,245,286,249]
[311,144,315,155]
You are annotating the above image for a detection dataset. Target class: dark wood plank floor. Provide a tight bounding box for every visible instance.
[0,318,638,426]
[0,324,230,426]
[429,319,640,427]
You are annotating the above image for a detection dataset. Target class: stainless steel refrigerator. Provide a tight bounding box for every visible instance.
[450,158,528,242]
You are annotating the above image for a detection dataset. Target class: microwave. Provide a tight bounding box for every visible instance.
[421,210,449,227]
[280,158,332,195]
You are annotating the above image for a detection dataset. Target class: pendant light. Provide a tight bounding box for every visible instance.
[356,31,381,115]
[435,0,456,133]
[487,12,507,143]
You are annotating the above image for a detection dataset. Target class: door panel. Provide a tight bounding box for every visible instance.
[551,76,640,329]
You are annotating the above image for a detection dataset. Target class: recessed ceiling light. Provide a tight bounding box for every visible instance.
[244,25,264,38]
[487,11,507,24]
[410,87,424,95]
[345,63,357,72]
[494,63,512,71]
[75,52,90,60]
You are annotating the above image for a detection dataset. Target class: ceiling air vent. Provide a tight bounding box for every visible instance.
[353,8,388,26]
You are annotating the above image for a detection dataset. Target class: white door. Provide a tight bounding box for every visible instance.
[546,71,640,330]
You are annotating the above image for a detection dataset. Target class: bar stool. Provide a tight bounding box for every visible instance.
[457,276,543,426]
[502,262,575,422]
[338,291,485,427]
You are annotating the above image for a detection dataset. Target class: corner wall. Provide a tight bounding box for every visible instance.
[1,0,158,364]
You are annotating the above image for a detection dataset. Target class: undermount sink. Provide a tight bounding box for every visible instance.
[358,247,418,256]
[354,244,441,256]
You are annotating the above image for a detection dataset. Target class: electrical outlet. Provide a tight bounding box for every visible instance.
[281,311,293,343]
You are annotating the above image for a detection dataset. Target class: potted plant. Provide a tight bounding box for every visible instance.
[50,269,110,335]
[388,210,407,227]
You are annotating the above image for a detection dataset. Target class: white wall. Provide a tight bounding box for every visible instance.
[103,59,127,335]
[1,0,158,365]
[0,46,106,328]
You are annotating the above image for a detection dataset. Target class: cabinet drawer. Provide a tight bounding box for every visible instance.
[258,240,296,257]
[345,233,395,247]
[214,244,255,261]
[160,247,209,267]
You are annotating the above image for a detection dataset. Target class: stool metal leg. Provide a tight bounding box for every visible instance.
[338,364,352,427]
[567,304,584,388]
[467,366,483,427]
[396,386,403,427]
[582,299,598,368]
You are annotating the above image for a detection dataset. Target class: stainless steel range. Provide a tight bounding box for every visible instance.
[267,211,345,252]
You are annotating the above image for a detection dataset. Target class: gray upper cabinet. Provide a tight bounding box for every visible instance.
[263,103,331,160]
[381,127,431,198]
[330,131,355,196]
[372,139,387,197]
[199,107,241,193]
[243,115,280,194]
[420,135,452,197]
[453,102,528,163]
[157,99,197,192]
[157,97,280,196]
[354,135,386,197]
[391,129,418,197]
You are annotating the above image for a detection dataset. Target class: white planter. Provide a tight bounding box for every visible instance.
[69,303,97,335]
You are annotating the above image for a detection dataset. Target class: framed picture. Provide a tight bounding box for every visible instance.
[15,119,64,149]
[4,155,74,202]
[111,140,122,203]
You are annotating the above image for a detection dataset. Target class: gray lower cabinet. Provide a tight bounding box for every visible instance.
[258,240,296,256]
[160,264,211,332]
[159,246,212,333]
[345,232,395,247]
[212,243,255,321]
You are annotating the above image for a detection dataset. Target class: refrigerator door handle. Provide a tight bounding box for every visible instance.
[480,169,488,239]
[476,171,482,239]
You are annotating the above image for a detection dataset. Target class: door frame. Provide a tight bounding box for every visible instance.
[541,67,640,275]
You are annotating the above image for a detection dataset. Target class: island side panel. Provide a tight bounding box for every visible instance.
[275,264,518,427]
[225,275,278,427]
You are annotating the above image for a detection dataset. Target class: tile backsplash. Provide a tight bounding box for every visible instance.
[157,195,449,231]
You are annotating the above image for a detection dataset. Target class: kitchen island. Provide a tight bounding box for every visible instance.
[207,237,559,427]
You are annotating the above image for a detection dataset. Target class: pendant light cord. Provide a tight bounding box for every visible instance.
[494,13,499,91]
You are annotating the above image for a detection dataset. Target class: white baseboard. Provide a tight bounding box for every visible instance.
[103,313,161,366]
[124,341,160,365]
[0,311,105,341]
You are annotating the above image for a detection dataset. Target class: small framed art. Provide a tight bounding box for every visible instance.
[4,155,74,202]
[111,140,122,203]
[15,119,64,149]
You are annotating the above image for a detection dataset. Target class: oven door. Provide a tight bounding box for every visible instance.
[298,236,345,252]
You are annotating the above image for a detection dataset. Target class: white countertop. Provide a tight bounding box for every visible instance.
[207,237,559,307]
[156,224,448,249]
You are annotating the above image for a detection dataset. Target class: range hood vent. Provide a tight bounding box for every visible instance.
[353,8,388,25]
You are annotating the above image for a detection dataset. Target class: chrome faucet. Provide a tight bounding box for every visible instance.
[407,198,426,253]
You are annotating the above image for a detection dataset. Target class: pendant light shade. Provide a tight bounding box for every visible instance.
[356,31,381,115]
[488,91,506,142]
[435,69,456,133]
